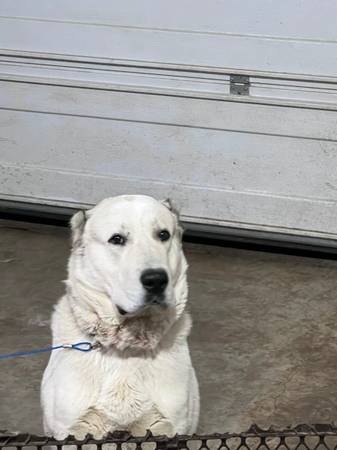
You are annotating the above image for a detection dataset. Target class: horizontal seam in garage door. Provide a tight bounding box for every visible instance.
[2,76,337,112]
[2,15,337,45]
[1,106,337,143]
[2,51,337,84]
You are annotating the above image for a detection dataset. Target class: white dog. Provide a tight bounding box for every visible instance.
[41,195,199,439]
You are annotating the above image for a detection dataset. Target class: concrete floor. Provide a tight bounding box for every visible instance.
[1,219,337,434]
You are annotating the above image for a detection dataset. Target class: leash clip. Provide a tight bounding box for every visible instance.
[63,342,96,352]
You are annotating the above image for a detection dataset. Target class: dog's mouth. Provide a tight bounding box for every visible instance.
[145,293,167,307]
[116,297,167,317]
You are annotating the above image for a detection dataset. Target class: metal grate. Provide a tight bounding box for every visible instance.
[1,425,337,450]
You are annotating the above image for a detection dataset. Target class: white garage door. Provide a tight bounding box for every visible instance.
[1,0,337,243]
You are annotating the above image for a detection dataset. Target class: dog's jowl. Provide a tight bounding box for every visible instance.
[41,195,200,438]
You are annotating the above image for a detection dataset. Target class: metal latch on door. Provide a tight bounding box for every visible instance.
[230,75,250,95]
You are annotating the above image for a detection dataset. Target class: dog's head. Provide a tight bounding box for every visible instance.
[68,195,187,317]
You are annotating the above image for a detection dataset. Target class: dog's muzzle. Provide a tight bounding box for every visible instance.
[115,269,169,316]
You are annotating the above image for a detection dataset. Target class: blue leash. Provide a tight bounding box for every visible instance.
[0,342,96,360]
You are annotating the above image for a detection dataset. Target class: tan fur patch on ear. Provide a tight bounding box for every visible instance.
[161,198,180,218]
[70,210,87,247]
[161,198,183,240]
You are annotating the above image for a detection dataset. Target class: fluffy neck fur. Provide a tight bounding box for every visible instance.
[63,270,189,355]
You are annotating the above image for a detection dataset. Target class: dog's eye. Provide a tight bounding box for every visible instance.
[108,234,126,245]
[158,229,171,242]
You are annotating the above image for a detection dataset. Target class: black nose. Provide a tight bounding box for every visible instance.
[140,269,168,294]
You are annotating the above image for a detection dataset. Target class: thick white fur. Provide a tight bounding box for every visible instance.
[41,195,199,438]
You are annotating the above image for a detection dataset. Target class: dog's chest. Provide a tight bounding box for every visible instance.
[97,356,153,426]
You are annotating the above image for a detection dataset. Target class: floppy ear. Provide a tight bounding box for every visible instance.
[70,210,87,247]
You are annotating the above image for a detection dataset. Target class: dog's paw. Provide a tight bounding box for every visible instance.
[52,431,71,440]
[67,425,87,440]
[69,407,115,440]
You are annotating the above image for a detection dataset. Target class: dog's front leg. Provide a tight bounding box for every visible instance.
[69,406,117,439]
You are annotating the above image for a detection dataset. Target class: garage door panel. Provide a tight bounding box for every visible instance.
[1,1,337,242]
[1,0,337,43]
[2,81,337,142]
[1,17,337,77]
[2,162,337,239]
[1,109,337,203]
